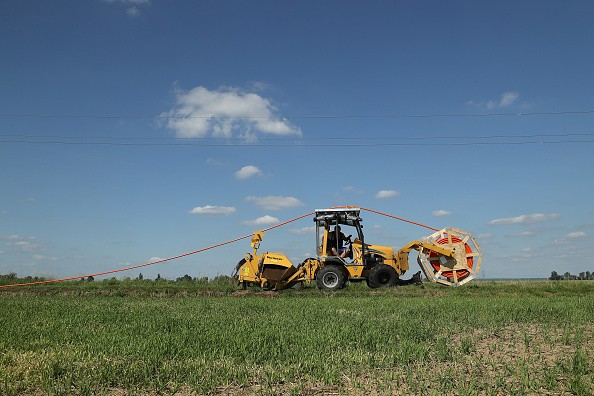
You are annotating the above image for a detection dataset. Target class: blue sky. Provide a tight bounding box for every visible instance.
[1,0,594,281]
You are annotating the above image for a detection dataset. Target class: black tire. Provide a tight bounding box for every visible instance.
[367,264,397,288]
[316,265,347,291]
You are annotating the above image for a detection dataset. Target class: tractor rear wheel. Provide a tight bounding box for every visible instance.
[367,264,397,288]
[316,265,346,291]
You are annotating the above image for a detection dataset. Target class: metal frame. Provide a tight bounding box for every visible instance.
[314,208,365,263]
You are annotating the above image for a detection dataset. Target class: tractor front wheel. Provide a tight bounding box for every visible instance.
[316,265,346,291]
[367,264,397,288]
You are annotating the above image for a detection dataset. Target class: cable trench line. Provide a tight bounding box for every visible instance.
[0,208,437,289]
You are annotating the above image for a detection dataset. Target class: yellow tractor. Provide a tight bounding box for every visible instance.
[232,208,482,290]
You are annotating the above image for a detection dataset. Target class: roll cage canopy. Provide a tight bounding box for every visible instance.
[314,208,363,228]
[314,208,365,260]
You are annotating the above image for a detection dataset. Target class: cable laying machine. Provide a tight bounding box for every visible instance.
[232,208,482,290]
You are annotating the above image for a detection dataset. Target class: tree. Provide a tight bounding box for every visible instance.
[176,274,193,283]
[563,272,571,280]
[549,271,561,280]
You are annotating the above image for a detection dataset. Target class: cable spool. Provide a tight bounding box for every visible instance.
[417,227,483,286]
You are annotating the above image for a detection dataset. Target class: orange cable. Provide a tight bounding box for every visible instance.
[0,212,314,289]
[328,205,440,232]
[360,207,440,232]
[0,208,436,289]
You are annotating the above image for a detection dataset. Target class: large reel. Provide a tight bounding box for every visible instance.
[417,227,482,286]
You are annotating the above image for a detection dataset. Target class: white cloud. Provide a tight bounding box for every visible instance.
[245,196,304,210]
[206,158,222,166]
[189,205,237,215]
[343,186,363,194]
[375,190,399,199]
[33,254,58,262]
[289,226,316,235]
[432,209,452,217]
[148,257,163,263]
[511,230,535,237]
[487,91,519,109]
[567,231,587,239]
[2,235,43,252]
[126,7,141,16]
[489,213,559,225]
[235,165,262,180]
[163,86,301,138]
[242,215,279,226]
[553,231,587,245]
[104,0,150,16]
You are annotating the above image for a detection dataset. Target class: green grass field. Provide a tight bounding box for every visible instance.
[1,280,593,395]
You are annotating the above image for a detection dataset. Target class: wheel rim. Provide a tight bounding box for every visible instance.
[322,272,339,288]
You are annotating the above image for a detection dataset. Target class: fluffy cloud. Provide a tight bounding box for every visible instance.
[289,226,316,235]
[343,186,363,194]
[163,86,301,138]
[511,230,535,237]
[432,209,452,217]
[567,231,587,239]
[242,215,280,226]
[553,231,587,245]
[235,165,262,180]
[487,91,519,109]
[2,234,43,252]
[33,254,58,262]
[375,190,399,199]
[468,91,520,110]
[189,205,237,215]
[104,0,150,16]
[489,213,559,225]
[245,196,304,210]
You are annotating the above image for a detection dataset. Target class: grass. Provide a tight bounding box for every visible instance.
[0,280,593,395]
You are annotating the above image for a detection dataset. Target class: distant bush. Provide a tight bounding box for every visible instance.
[0,272,48,285]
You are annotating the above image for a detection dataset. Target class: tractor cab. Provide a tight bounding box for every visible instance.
[314,208,366,265]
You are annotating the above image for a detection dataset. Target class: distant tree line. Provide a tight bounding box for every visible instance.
[82,273,232,283]
[0,272,231,285]
[0,273,47,283]
[549,271,593,280]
